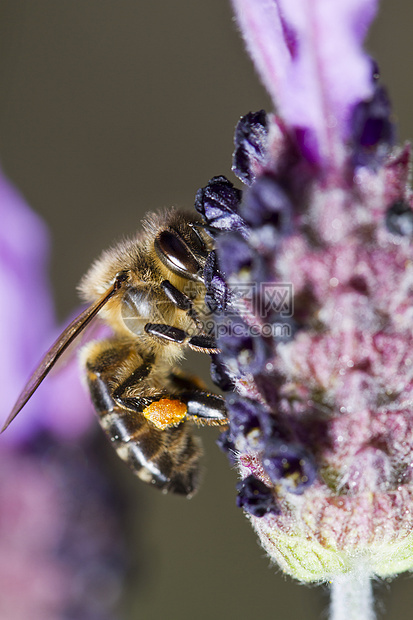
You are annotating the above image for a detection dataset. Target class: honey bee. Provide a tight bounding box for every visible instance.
[3,210,227,496]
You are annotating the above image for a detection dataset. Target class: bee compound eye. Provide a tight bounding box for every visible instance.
[187,223,209,257]
[155,230,201,278]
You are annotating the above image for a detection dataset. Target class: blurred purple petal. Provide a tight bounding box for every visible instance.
[41,317,113,440]
[0,171,94,443]
[0,437,126,619]
[0,172,55,439]
[42,341,95,440]
[231,0,377,166]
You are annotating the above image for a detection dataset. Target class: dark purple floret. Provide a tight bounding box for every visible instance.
[216,429,237,464]
[293,126,320,166]
[385,200,413,237]
[262,440,317,494]
[215,231,254,278]
[215,230,270,287]
[236,474,280,517]
[204,250,232,312]
[357,88,393,147]
[217,315,273,375]
[351,85,395,168]
[203,238,271,324]
[227,394,267,442]
[194,176,245,236]
[241,174,293,233]
[210,353,235,391]
[232,110,268,185]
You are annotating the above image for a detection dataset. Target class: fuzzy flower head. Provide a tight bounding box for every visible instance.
[196,0,413,582]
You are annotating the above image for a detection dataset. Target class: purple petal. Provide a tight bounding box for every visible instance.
[0,172,94,443]
[0,172,55,439]
[0,438,126,618]
[231,0,377,166]
[41,326,96,441]
[40,317,113,439]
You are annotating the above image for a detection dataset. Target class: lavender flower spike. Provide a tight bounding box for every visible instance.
[198,1,410,618]
[231,0,377,167]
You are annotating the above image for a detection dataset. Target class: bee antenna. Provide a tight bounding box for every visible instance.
[190,222,217,234]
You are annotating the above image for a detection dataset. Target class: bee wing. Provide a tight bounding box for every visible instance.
[2,273,127,432]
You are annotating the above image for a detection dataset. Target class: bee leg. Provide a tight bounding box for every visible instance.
[86,347,153,415]
[160,280,203,330]
[169,372,228,425]
[144,322,218,353]
[180,392,227,425]
[83,341,202,496]
[161,280,192,311]
[187,334,218,353]
[144,322,186,343]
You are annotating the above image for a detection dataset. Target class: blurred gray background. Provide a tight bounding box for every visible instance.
[0,1,412,619]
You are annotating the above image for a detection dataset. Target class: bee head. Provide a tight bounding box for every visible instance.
[154,212,210,282]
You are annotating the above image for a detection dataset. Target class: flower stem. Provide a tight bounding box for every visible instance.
[330,568,375,620]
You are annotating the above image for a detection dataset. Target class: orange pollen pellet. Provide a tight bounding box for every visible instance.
[142,398,188,430]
